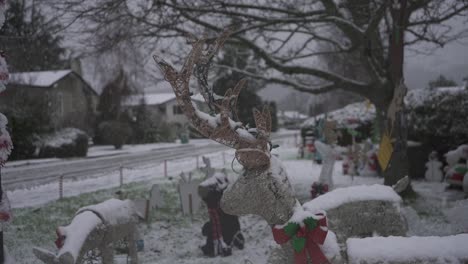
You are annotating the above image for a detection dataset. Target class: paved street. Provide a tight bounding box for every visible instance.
[2,133,295,190]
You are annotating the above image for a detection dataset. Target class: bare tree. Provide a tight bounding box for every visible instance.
[44,0,468,187]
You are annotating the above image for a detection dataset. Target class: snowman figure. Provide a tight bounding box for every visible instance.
[425,151,443,182]
[360,150,379,177]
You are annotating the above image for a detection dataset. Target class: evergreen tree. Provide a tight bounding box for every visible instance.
[97,70,133,122]
[213,43,266,128]
[0,1,66,72]
[428,75,457,89]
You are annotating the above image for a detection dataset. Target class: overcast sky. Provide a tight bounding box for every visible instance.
[260,33,468,104]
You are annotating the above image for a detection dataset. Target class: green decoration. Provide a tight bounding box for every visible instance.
[304,217,318,230]
[284,222,300,237]
[292,236,306,252]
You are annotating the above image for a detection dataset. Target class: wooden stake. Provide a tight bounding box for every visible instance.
[59,175,64,200]
[189,194,193,216]
[164,160,167,178]
[119,165,124,187]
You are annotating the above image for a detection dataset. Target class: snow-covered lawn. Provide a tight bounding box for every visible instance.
[5,144,467,263]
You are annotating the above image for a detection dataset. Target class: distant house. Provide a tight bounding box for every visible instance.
[123,92,207,131]
[0,70,98,133]
[278,110,309,129]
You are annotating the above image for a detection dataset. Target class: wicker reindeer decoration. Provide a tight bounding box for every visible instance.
[155,33,311,263]
[154,33,296,224]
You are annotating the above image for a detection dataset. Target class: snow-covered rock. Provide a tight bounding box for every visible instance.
[303,185,407,245]
[347,234,468,264]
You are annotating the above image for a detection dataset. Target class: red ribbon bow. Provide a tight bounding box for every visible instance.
[272,214,329,264]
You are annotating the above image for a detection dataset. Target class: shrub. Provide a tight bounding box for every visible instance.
[98,120,132,149]
[407,90,468,154]
[37,128,89,158]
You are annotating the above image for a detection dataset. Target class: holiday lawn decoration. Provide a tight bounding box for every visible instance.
[178,172,202,216]
[377,132,393,171]
[314,141,335,191]
[445,159,467,187]
[386,80,407,133]
[198,171,244,257]
[200,156,215,179]
[424,151,443,182]
[444,145,468,187]
[149,184,164,210]
[310,182,329,200]
[359,143,379,177]
[33,199,141,264]
[132,184,164,222]
[272,207,329,264]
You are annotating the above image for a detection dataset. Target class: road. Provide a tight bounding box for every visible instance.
[2,133,295,190]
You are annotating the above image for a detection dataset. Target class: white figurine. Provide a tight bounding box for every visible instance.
[425,151,443,182]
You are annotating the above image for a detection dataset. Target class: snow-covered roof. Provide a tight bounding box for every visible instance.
[9,70,73,87]
[302,101,376,128]
[405,86,467,107]
[8,69,98,95]
[123,92,205,106]
[279,111,309,120]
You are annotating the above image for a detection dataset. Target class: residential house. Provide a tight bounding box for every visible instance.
[123,92,207,134]
[0,70,98,133]
[278,110,309,129]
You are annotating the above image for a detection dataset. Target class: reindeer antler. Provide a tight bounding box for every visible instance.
[154,32,272,168]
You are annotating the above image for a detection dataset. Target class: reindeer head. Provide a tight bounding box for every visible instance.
[154,33,296,225]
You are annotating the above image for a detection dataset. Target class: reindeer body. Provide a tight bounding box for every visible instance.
[33,199,140,264]
[221,155,296,225]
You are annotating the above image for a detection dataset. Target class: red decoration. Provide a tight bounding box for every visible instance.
[0,212,9,222]
[272,214,329,264]
[55,228,65,249]
[311,182,329,199]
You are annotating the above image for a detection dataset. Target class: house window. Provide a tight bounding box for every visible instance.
[159,105,166,114]
[173,105,183,115]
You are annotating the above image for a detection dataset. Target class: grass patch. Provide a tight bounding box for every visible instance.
[5,170,209,263]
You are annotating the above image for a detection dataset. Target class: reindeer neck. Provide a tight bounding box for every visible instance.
[243,167,297,226]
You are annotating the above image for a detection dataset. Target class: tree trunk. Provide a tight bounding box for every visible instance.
[383,108,408,186]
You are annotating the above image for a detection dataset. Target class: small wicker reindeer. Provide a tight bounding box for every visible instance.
[155,33,299,263]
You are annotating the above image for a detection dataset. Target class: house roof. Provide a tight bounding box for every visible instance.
[123,92,205,107]
[8,69,98,95]
[9,70,73,87]
[279,111,309,120]
[302,101,376,128]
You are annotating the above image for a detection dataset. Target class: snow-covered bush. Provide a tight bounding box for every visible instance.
[407,90,468,153]
[37,128,89,158]
[98,120,132,149]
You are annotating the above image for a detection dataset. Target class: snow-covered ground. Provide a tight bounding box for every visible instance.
[5,142,467,263]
